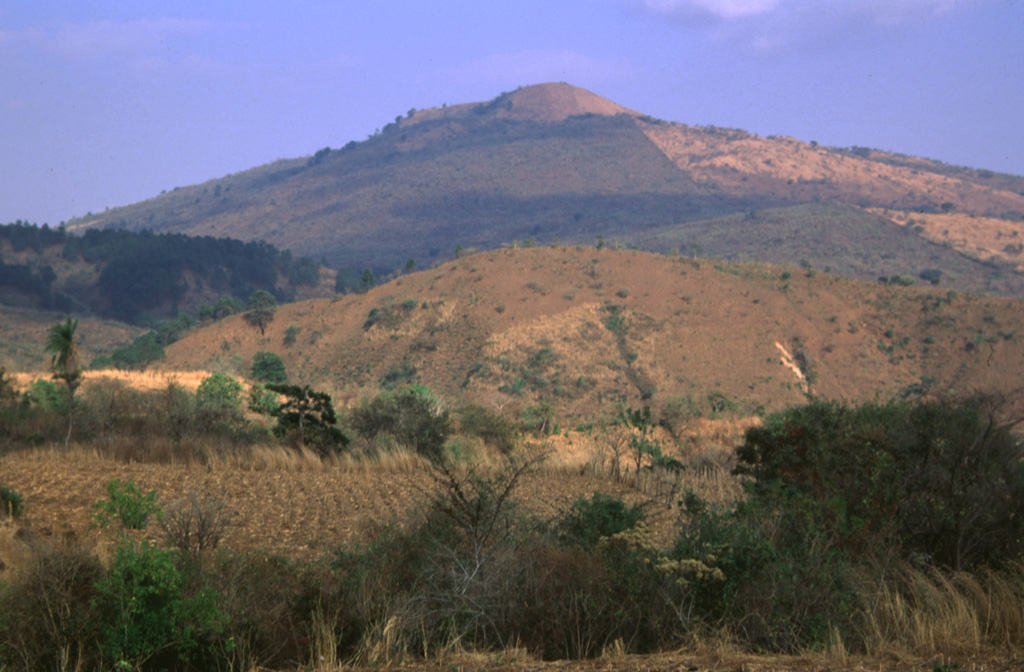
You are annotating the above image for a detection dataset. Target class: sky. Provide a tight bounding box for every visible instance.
[1,0,1022,227]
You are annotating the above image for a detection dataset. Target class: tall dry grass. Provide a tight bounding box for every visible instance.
[858,562,1024,659]
[11,368,216,394]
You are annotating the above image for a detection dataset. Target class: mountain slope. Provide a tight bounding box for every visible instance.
[160,247,1024,423]
[69,83,1024,295]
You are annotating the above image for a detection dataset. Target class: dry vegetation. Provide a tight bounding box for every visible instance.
[3,415,1021,671]
[158,247,1024,425]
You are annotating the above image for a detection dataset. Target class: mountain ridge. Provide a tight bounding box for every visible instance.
[66,83,1024,296]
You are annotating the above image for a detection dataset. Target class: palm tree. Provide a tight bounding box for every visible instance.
[45,317,82,446]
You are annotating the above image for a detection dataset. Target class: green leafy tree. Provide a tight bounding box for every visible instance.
[195,372,242,411]
[404,257,416,274]
[45,316,82,445]
[244,290,277,336]
[250,351,287,383]
[266,383,348,455]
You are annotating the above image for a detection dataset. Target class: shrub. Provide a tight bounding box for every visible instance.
[247,382,280,415]
[251,351,288,383]
[93,538,227,668]
[672,490,852,651]
[208,550,310,669]
[111,332,165,370]
[0,542,103,671]
[520,402,555,435]
[0,482,25,518]
[559,492,645,550]
[350,387,451,461]
[736,398,1024,570]
[92,478,162,530]
[456,404,517,454]
[159,489,234,564]
[196,372,243,411]
[26,377,63,410]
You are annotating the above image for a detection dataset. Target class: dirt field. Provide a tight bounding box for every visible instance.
[0,444,680,565]
[1,445,1019,672]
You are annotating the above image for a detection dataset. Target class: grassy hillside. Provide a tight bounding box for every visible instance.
[160,246,1024,424]
[67,83,1024,298]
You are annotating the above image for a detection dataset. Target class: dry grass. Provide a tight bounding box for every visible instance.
[10,368,216,394]
[859,563,1024,659]
[146,246,1024,435]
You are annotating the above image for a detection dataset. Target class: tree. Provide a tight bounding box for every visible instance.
[213,295,243,320]
[266,384,348,455]
[45,317,82,445]
[196,372,242,411]
[404,258,416,274]
[244,290,277,336]
[251,351,287,383]
[358,269,375,293]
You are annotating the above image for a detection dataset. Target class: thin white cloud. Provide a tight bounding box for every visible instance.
[48,18,213,58]
[635,0,957,23]
[640,0,780,20]
[629,0,965,51]
[455,48,631,84]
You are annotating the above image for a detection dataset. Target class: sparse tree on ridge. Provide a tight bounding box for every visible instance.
[245,290,277,336]
[45,316,82,445]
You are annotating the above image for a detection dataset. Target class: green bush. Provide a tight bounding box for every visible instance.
[111,332,165,370]
[350,387,451,461]
[247,382,280,416]
[93,538,227,669]
[196,372,243,411]
[92,478,162,530]
[672,490,853,651]
[251,351,288,383]
[0,482,25,518]
[559,492,645,550]
[26,378,63,410]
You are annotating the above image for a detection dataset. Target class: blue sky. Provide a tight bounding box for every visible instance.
[2,0,1021,227]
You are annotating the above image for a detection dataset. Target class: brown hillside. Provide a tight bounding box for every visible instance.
[408,82,638,125]
[0,306,145,372]
[642,122,1024,216]
[67,83,1024,298]
[160,247,1024,423]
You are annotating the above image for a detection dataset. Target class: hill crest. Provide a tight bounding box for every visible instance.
[407,82,638,125]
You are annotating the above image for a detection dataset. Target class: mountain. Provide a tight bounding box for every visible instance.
[68,83,1024,296]
[159,247,1024,423]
